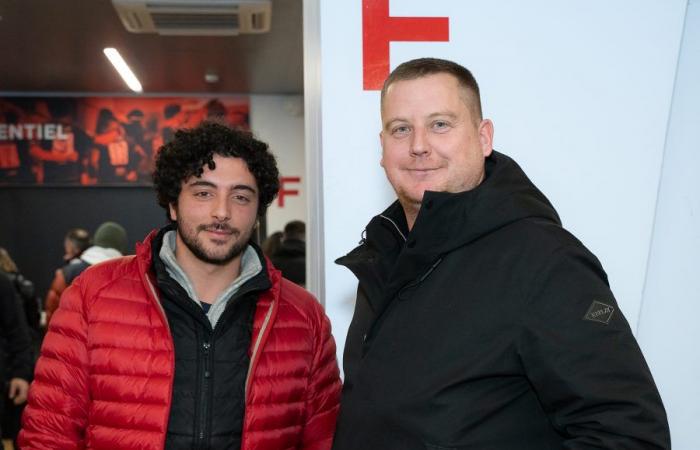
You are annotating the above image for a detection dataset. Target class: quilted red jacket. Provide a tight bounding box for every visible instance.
[19,231,341,450]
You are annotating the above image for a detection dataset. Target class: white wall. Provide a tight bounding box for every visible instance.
[250,95,307,234]
[637,1,700,448]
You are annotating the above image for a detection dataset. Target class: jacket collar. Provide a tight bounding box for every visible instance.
[337,151,561,305]
[136,225,281,306]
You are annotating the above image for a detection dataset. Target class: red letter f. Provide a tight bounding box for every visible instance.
[363,0,450,90]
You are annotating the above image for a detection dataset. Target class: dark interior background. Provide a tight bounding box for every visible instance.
[0,187,167,300]
[0,0,299,304]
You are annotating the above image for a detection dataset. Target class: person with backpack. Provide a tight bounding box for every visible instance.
[0,248,40,343]
[44,228,91,325]
[44,222,127,325]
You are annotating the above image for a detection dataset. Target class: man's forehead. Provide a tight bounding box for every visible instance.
[381,74,478,121]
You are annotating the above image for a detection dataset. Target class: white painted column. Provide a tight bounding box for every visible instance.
[638,2,700,447]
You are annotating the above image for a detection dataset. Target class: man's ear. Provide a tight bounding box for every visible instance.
[168,203,177,222]
[478,119,494,157]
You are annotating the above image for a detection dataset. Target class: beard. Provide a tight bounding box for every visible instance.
[177,220,253,266]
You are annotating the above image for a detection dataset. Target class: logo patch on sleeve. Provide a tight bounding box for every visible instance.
[583,300,615,324]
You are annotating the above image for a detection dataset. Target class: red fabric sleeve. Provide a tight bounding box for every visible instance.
[300,303,342,450]
[19,276,90,449]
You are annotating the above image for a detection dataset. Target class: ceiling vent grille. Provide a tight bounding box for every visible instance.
[111,0,271,36]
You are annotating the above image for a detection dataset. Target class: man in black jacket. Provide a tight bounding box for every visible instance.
[332,58,670,449]
[0,271,32,439]
[271,220,306,286]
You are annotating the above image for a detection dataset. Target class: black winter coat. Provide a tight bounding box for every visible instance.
[0,271,33,384]
[271,239,306,286]
[333,152,670,450]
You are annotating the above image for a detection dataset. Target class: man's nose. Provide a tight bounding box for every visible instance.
[211,195,231,221]
[409,127,430,157]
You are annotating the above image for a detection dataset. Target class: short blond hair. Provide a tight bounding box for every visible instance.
[381,57,483,122]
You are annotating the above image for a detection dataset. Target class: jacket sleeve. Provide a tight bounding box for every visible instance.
[517,244,670,449]
[19,275,90,450]
[300,302,342,450]
[44,268,67,326]
[0,273,33,381]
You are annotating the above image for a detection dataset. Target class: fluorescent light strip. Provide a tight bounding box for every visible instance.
[103,47,143,92]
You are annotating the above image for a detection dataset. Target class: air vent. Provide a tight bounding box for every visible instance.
[111,0,271,36]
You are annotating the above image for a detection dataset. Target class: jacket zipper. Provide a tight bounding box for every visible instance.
[379,214,407,242]
[144,274,175,450]
[245,301,274,397]
[196,287,253,449]
[358,215,409,356]
[240,299,275,450]
[196,338,212,449]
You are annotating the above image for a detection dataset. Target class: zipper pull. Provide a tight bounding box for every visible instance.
[203,341,211,378]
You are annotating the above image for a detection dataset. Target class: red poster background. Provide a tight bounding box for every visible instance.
[0,96,249,186]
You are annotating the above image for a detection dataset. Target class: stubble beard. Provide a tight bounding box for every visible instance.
[178,221,252,266]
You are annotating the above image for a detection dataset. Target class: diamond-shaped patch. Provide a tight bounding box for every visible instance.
[583,301,615,325]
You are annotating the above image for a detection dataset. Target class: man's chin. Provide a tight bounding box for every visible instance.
[202,244,246,265]
[185,239,248,266]
[197,252,238,266]
[398,191,427,207]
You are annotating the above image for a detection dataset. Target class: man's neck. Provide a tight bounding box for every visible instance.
[401,201,421,232]
[174,233,242,303]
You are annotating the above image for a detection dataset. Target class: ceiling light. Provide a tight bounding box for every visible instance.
[103,47,143,92]
[204,70,220,84]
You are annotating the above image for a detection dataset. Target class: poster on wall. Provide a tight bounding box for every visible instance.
[0,96,249,186]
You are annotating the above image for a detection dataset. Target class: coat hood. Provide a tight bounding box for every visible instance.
[410,150,560,253]
[80,245,123,265]
[337,151,561,304]
[134,226,281,303]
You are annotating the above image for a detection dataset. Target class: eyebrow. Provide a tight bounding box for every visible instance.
[188,180,257,194]
[383,118,408,131]
[383,112,459,131]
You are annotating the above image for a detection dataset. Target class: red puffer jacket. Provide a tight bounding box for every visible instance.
[19,231,341,450]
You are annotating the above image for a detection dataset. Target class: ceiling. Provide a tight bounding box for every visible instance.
[0,0,304,95]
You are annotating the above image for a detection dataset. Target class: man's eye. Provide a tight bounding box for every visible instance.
[433,120,450,130]
[233,195,251,204]
[392,125,410,136]
[194,191,212,198]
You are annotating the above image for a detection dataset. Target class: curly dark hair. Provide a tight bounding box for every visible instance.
[153,120,279,220]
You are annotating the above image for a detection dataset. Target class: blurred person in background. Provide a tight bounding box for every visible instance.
[261,230,283,257]
[44,228,91,325]
[0,250,33,450]
[271,220,306,287]
[44,222,127,325]
[0,248,41,348]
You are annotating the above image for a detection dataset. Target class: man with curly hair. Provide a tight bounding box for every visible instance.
[19,121,341,450]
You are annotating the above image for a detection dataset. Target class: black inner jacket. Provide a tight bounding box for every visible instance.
[151,225,271,450]
[332,151,669,450]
